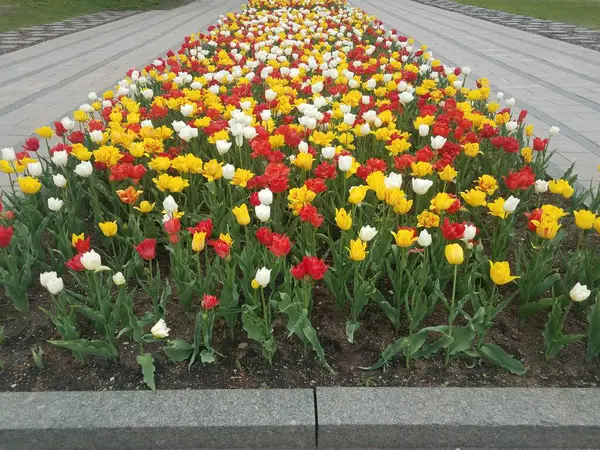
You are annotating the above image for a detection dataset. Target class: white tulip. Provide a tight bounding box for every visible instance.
[462,67,471,75]
[399,91,414,105]
[384,172,403,189]
[255,204,271,222]
[258,188,273,206]
[46,277,64,295]
[255,267,271,287]
[430,135,447,150]
[322,146,336,159]
[216,140,232,155]
[260,109,272,121]
[223,164,235,180]
[1,147,16,162]
[151,319,170,338]
[506,121,518,133]
[359,123,371,136]
[503,195,520,213]
[265,89,277,101]
[178,125,198,142]
[89,130,104,143]
[359,225,378,242]
[298,141,309,153]
[47,197,64,212]
[27,162,43,177]
[343,112,356,126]
[418,124,430,137]
[338,155,353,172]
[172,120,186,133]
[505,97,516,107]
[141,89,154,100]
[74,161,93,177]
[570,282,591,302]
[80,250,109,272]
[52,150,69,167]
[163,195,178,214]
[88,92,98,101]
[497,92,505,101]
[53,173,67,188]
[418,229,432,247]
[549,126,560,136]
[534,179,548,194]
[61,117,75,131]
[112,272,126,286]
[462,224,477,242]
[40,271,58,288]
[412,178,434,195]
[180,104,194,117]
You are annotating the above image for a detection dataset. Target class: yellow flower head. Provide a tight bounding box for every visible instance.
[99,221,118,237]
[219,233,233,247]
[548,179,574,199]
[487,197,507,219]
[134,201,155,213]
[594,217,600,235]
[429,192,454,213]
[202,159,223,182]
[417,210,440,228]
[348,185,370,205]
[525,124,534,137]
[335,207,352,231]
[463,143,481,158]
[476,174,499,195]
[71,233,85,248]
[461,189,487,207]
[391,228,418,248]
[287,185,316,215]
[192,231,207,252]
[71,144,93,161]
[149,156,172,172]
[489,261,519,285]
[232,203,251,226]
[411,161,433,177]
[445,243,464,265]
[531,218,561,240]
[347,238,367,262]
[93,145,123,168]
[231,168,254,187]
[438,165,457,182]
[293,152,315,170]
[541,204,568,222]
[18,176,42,195]
[574,210,597,230]
[393,196,413,215]
[366,170,386,201]
[129,142,146,158]
[521,147,533,163]
[35,126,53,139]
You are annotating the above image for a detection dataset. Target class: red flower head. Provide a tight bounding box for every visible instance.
[394,154,416,170]
[291,256,328,280]
[518,110,528,123]
[74,236,91,254]
[54,121,67,137]
[256,227,274,246]
[249,192,261,206]
[304,177,327,194]
[209,239,230,258]
[268,233,292,257]
[290,261,308,280]
[66,254,85,271]
[136,238,157,260]
[447,195,462,215]
[533,137,549,152]
[201,294,220,310]
[416,146,434,162]
[525,208,543,232]
[0,225,14,247]
[299,204,324,228]
[441,218,465,240]
[67,131,85,144]
[164,218,181,235]
[23,137,40,152]
[314,161,337,180]
[187,218,213,236]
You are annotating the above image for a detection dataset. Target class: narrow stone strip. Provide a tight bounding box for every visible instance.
[409,0,600,52]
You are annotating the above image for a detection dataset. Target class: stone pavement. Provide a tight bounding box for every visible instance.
[412,0,600,52]
[355,0,600,188]
[0,0,245,189]
[0,11,140,56]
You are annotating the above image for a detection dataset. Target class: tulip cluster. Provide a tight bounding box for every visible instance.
[1,0,600,389]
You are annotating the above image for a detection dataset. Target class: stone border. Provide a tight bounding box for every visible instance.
[2,387,600,448]
[0,389,316,449]
[410,0,600,52]
[317,387,600,448]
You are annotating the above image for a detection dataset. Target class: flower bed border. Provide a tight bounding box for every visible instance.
[2,387,600,448]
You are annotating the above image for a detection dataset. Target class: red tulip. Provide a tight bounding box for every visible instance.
[74,236,91,254]
[136,238,157,260]
[268,233,292,257]
[0,225,14,247]
[209,239,230,258]
[201,294,219,310]
[291,256,328,280]
[441,218,465,241]
[256,227,274,246]
[164,218,181,235]
[22,137,40,152]
[66,254,85,271]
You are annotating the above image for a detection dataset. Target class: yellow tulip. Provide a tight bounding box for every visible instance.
[489,261,519,285]
[574,210,596,230]
[548,179,574,199]
[541,204,568,222]
[429,192,454,213]
[231,168,254,187]
[461,189,487,207]
[232,203,251,226]
[366,171,386,201]
[532,218,561,240]
[391,228,418,248]
[476,174,498,195]
[595,217,600,235]
[438,165,457,182]
[35,126,53,139]
[99,221,118,237]
[445,243,464,265]
[347,238,367,261]
[417,211,440,228]
[192,231,207,252]
[393,196,413,215]
[487,198,507,219]
[18,176,42,195]
[293,152,315,170]
[71,233,85,248]
[348,185,370,204]
[202,159,223,182]
[411,161,433,177]
[463,143,480,158]
[134,201,155,213]
[335,208,352,231]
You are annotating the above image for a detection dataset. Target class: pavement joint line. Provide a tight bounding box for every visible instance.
[358,0,600,159]
[376,0,600,105]
[381,0,600,85]
[0,0,236,119]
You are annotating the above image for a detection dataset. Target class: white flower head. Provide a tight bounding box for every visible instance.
[80,250,110,272]
[570,282,591,302]
[255,267,271,287]
[359,225,378,242]
[151,319,170,339]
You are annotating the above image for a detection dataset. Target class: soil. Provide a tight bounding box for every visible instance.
[1,280,600,392]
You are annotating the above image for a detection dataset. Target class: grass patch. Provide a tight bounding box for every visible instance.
[453,0,600,29]
[0,0,187,33]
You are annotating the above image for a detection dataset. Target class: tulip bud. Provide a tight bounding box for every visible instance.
[255,204,271,222]
[163,195,178,214]
[90,130,104,143]
[462,224,477,241]
[46,277,64,295]
[258,188,273,206]
[534,179,548,194]
[27,162,43,177]
[359,225,378,242]
[298,141,309,153]
[418,124,429,137]
[506,121,518,133]
[151,319,170,338]
[430,135,447,150]
[112,272,126,286]
[418,229,432,247]
[40,271,58,288]
[505,97,516,107]
[216,140,232,155]
[399,91,414,105]
[47,197,64,212]
[265,89,277,101]
[321,146,335,159]
[462,67,471,75]
[52,150,69,167]
[445,243,464,265]
[412,178,433,195]
[80,249,108,272]
[570,282,591,302]
[1,147,16,162]
[338,155,353,172]
[74,161,93,177]
[503,195,520,213]
[255,267,271,287]
[223,164,235,180]
[549,126,560,136]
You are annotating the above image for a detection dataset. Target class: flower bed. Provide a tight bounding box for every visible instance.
[1,0,600,391]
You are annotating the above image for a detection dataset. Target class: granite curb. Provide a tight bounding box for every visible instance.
[2,387,600,448]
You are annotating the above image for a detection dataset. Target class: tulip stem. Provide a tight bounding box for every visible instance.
[261,287,269,328]
[445,265,458,368]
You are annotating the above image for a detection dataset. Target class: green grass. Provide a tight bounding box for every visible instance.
[0,0,186,33]
[453,0,600,29]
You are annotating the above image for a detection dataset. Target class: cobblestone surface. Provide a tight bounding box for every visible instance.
[0,11,140,56]
[411,0,600,52]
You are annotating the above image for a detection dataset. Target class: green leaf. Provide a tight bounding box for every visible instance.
[242,310,265,342]
[48,339,117,360]
[163,339,194,363]
[32,347,44,369]
[0,326,4,346]
[587,293,600,361]
[137,354,156,392]
[364,337,409,370]
[345,320,360,343]
[478,343,526,375]
[531,273,561,299]
[413,334,453,359]
[303,322,332,372]
[200,349,215,364]
[518,297,555,320]
[190,311,203,367]
[447,326,476,356]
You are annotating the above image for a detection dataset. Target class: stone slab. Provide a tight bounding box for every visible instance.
[0,389,316,449]
[316,387,600,448]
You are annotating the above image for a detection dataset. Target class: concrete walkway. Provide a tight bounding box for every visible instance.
[356,0,600,188]
[0,0,245,189]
